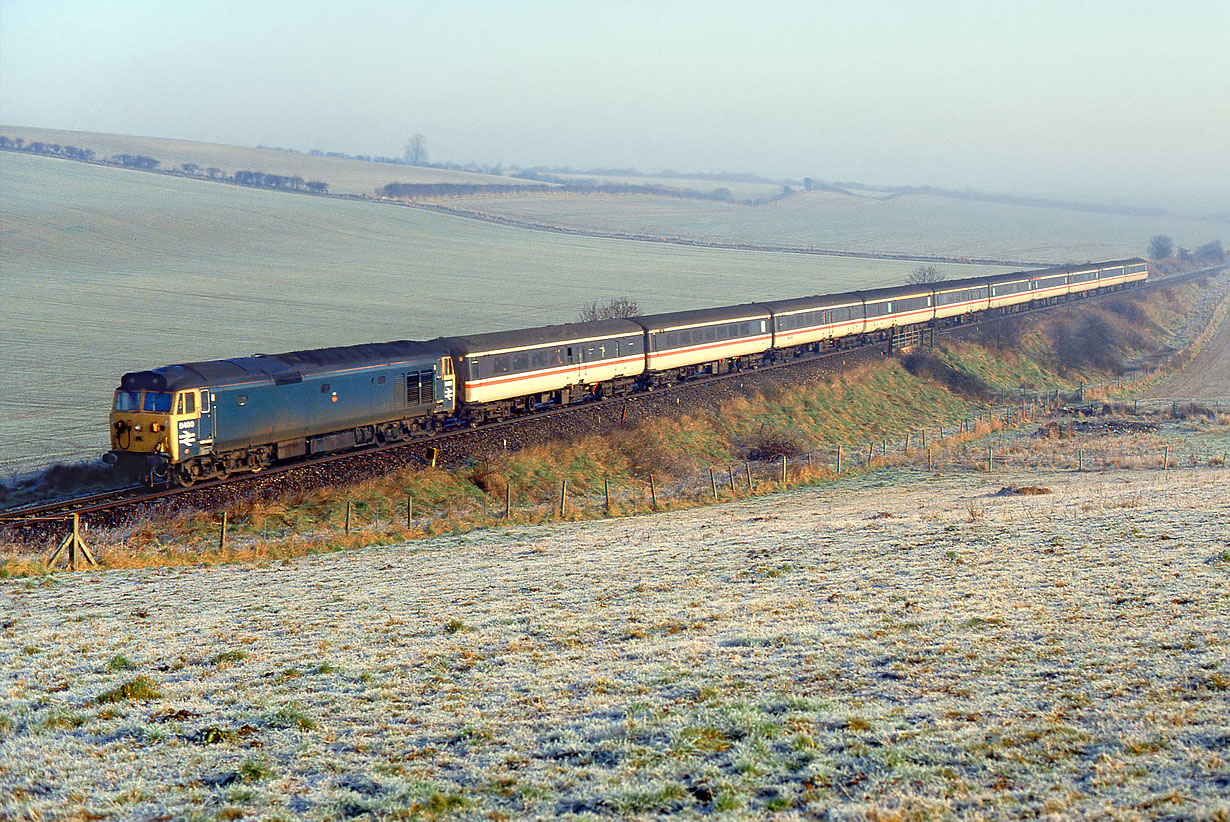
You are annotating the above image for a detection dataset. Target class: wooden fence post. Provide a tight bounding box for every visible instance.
[710,468,718,500]
[559,479,567,518]
[406,495,413,527]
[344,501,352,534]
[505,483,512,519]
[728,466,736,494]
[604,476,611,514]
[836,444,842,474]
[1163,445,1170,470]
[987,447,993,472]
[45,513,97,570]
[926,448,932,472]
[745,462,752,491]
[219,512,228,550]
[780,454,787,482]
[649,473,658,510]
[1078,448,1084,472]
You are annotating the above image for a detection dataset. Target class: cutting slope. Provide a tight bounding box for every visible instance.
[1139,296,1230,401]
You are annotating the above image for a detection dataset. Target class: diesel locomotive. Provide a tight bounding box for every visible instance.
[105,258,1147,485]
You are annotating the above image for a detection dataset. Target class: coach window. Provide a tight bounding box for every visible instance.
[494,356,510,375]
[512,352,528,371]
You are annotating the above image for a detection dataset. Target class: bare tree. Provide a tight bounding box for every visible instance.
[1148,234,1173,259]
[906,264,946,285]
[578,296,640,322]
[404,134,428,166]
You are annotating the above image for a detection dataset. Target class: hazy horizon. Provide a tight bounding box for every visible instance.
[2,0,1227,209]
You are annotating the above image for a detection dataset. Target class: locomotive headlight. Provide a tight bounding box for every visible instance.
[133,424,142,432]
[150,423,161,433]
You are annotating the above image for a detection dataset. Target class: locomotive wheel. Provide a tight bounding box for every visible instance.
[174,464,196,487]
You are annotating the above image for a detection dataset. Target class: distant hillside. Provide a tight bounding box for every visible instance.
[0,125,536,197]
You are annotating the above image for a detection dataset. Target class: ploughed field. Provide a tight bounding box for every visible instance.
[0,151,1001,476]
[2,463,1228,819]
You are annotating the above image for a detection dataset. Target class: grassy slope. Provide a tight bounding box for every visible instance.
[0,124,521,196]
[0,152,1000,475]
[447,189,1225,263]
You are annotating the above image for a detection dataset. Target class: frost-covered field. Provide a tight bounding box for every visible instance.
[3,465,1228,820]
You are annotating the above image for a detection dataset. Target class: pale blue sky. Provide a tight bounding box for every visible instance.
[2,0,1226,204]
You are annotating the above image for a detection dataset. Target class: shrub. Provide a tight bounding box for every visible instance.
[96,676,161,704]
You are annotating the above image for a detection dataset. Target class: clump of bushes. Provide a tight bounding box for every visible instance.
[96,676,160,704]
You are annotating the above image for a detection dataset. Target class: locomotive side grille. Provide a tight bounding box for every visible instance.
[405,369,435,405]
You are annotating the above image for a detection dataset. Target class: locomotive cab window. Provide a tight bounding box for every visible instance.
[200,391,210,413]
[115,390,140,411]
[143,392,173,413]
[176,392,196,415]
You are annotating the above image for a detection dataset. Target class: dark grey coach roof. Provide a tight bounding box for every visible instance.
[755,291,864,314]
[437,318,644,356]
[631,303,770,332]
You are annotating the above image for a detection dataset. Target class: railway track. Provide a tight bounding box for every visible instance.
[2,265,1223,540]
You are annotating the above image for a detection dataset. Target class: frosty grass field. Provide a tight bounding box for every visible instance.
[2,461,1228,819]
[1,151,1000,475]
[447,189,1224,265]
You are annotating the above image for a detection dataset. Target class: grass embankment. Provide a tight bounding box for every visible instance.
[1,281,1210,575]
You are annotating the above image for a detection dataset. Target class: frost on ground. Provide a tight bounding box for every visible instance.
[2,466,1228,820]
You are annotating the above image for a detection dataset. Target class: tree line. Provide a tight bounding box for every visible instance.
[1148,234,1225,263]
[1,135,328,194]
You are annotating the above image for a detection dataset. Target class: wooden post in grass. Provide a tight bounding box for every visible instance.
[604,476,611,514]
[45,513,97,570]
[649,474,658,510]
[728,466,736,494]
[1163,445,1170,470]
[867,443,873,466]
[505,483,512,519]
[745,462,753,491]
[987,447,993,472]
[780,454,787,483]
[345,501,352,535]
[406,495,413,527]
[836,444,843,474]
[904,432,910,453]
[927,448,932,472]
[219,512,228,550]
[1078,448,1084,472]
[710,468,718,500]
[807,452,813,470]
[559,479,567,518]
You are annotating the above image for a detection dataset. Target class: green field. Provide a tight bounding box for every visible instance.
[0,125,522,197]
[1,152,1002,474]
[450,189,1225,263]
